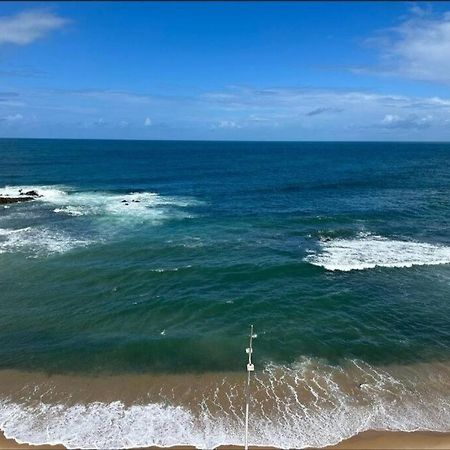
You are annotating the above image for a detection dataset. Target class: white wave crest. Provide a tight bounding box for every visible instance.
[305,234,450,271]
[0,185,198,222]
[1,359,449,449]
[0,185,199,256]
[0,185,68,202]
[0,227,92,257]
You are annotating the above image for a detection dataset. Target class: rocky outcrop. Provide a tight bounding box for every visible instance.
[0,189,43,204]
[0,196,35,204]
[20,190,41,197]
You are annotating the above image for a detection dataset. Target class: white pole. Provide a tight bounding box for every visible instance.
[244,325,256,450]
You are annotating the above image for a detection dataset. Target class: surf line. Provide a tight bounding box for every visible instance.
[244,325,257,450]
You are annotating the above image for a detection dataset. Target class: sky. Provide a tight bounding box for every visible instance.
[1,1,450,141]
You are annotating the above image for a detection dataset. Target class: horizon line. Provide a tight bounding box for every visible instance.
[1,137,450,144]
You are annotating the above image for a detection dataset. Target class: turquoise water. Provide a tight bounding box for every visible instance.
[1,139,450,448]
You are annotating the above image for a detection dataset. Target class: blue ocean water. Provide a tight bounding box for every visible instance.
[1,139,450,448]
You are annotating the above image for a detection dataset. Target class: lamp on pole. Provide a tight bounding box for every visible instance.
[244,324,257,450]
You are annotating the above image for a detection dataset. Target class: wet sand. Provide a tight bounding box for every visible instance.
[330,431,450,449]
[0,432,64,449]
[1,363,449,449]
[2,430,450,449]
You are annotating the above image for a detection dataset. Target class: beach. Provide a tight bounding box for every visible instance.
[2,0,450,446]
[1,140,450,448]
[2,431,450,449]
[3,0,450,446]
[0,360,449,449]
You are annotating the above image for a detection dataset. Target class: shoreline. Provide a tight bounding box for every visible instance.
[1,363,449,450]
[2,430,450,449]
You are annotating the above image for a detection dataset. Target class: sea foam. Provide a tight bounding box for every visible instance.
[305,234,450,271]
[0,359,449,449]
[0,185,198,256]
[0,226,92,256]
[0,185,197,222]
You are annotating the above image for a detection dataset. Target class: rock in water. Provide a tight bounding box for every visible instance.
[22,190,41,197]
[0,196,35,204]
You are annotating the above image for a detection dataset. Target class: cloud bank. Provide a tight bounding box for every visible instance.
[2,85,450,140]
[367,8,450,83]
[0,10,67,45]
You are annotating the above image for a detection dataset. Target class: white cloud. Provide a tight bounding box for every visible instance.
[217,120,241,129]
[0,11,68,45]
[203,86,429,118]
[93,118,105,127]
[428,97,450,107]
[200,86,449,136]
[5,84,450,139]
[202,87,413,112]
[382,114,400,124]
[369,8,450,83]
[2,113,23,122]
[381,114,432,129]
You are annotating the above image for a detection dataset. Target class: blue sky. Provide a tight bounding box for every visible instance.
[1,1,450,140]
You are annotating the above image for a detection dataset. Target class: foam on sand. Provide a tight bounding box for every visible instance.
[0,359,449,449]
[305,234,450,271]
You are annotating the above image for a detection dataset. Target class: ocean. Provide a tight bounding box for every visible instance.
[0,139,449,448]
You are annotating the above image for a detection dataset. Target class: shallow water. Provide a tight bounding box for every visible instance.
[1,139,450,447]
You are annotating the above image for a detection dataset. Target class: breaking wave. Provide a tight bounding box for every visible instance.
[0,185,199,256]
[0,358,449,449]
[0,227,92,257]
[305,234,450,271]
[0,185,197,221]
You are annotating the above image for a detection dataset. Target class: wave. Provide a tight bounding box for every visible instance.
[0,359,449,449]
[0,226,92,257]
[0,185,198,222]
[0,185,199,256]
[305,233,450,271]
[0,185,67,202]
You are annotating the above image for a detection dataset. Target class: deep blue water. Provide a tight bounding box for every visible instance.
[1,139,450,374]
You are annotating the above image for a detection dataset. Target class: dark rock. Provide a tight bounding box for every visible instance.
[24,190,41,197]
[121,200,127,203]
[0,196,34,204]
[132,200,140,203]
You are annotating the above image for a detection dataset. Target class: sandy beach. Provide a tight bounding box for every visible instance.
[2,430,450,449]
[1,363,449,450]
[330,431,450,449]
[3,0,450,447]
